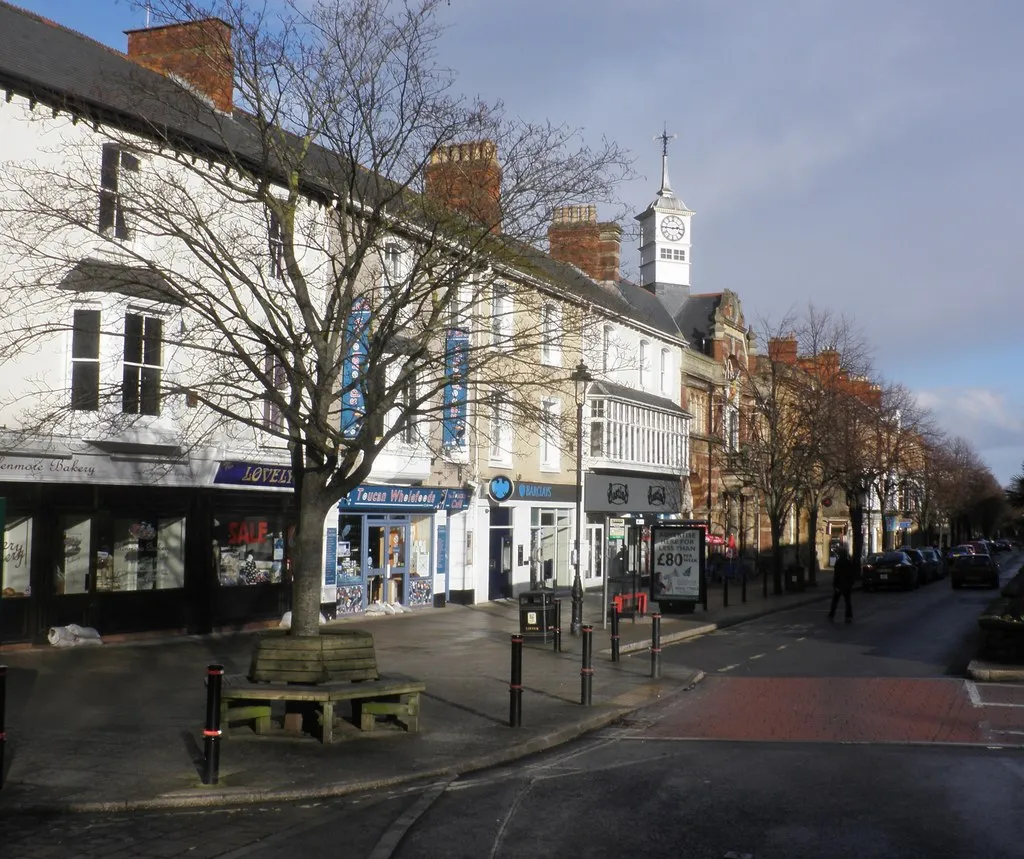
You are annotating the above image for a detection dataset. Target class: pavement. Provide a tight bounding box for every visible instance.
[0,567,1001,815]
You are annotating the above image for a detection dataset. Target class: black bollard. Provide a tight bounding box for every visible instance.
[651,614,662,679]
[553,598,562,653]
[723,570,730,608]
[742,567,748,603]
[203,664,224,786]
[610,604,620,663]
[509,634,523,727]
[0,664,6,792]
[580,626,594,705]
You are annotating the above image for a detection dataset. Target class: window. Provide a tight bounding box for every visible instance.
[489,390,511,462]
[98,143,139,239]
[384,242,404,281]
[399,372,418,445]
[71,308,101,411]
[724,405,739,451]
[491,284,513,348]
[659,248,686,261]
[3,514,33,598]
[263,350,287,431]
[540,397,561,469]
[268,211,285,279]
[602,324,612,373]
[639,340,651,389]
[589,400,605,457]
[213,514,289,587]
[122,313,162,415]
[541,303,562,365]
[93,516,186,591]
[660,348,671,394]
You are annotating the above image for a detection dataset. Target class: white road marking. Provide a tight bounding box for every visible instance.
[720,664,740,672]
[966,680,982,707]
[749,653,764,660]
[776,645,788,651]
[796,637,806,641]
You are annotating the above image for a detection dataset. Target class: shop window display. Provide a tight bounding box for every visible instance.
[96,516,186,592]
[2,514,32,598]
[214,515,288,586]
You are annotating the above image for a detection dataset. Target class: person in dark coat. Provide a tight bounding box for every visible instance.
[828,547,855,622]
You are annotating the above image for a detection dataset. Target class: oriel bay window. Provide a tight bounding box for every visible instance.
[122,312,162,415]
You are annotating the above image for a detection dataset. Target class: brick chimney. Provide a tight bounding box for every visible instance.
[547,205,622,283]
[767,336,798,365]
[126,19,234,114]
[424,141,502,231]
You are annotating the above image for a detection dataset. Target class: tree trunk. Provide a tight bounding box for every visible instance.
[849,500,865,577]
[807,506,820,586]
[290,475,334,637]
[770,517,785,595]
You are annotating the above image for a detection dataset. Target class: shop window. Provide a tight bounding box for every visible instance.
[214,515,288,586]
[2,514,33,598]
[337,515,363,580]
[95,516,185,591]
[58,514,92,595]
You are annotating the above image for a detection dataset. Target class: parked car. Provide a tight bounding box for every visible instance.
[917,547,943,580]
[969,540,992,556]
[950,553,1000,589]
[862,551,918,591]
[900,548,929,586]
[993,539,1013,552]
[947,544,975,565]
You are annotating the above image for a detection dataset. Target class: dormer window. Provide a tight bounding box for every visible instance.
[99,143,139,239]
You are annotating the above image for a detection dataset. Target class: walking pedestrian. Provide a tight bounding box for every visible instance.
[828,546,854,623]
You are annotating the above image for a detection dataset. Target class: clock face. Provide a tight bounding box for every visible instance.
[660,215,685,241]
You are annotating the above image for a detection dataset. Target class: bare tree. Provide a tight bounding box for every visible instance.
[0,0,631,635]
[787,305,872,583]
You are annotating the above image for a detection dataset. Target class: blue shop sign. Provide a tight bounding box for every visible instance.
[339,484,468,511]
[214,461,294,488]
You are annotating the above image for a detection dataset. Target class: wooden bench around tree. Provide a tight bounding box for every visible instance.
[218,626,426,743]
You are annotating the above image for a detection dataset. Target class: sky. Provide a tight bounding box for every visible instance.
[13,0,1024,487]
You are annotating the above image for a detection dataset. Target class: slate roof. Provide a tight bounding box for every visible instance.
[59,258,181,304]
[590,380,691,417]
[0,1,684,343]
[674,293,722,347]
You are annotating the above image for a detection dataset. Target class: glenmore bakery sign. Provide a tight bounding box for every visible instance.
[584,474,682,513]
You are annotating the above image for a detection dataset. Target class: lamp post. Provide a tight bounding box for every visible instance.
[570,360,592,637]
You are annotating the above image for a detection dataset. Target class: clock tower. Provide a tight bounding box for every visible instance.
[637,128,694,301]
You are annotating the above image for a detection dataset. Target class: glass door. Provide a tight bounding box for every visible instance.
[367,518,409,605]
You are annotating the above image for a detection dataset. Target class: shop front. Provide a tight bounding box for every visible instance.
[332,484,467,616]
[0,447,218,644]
[584,471,683,590]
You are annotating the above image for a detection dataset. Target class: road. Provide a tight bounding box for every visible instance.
[3,553,1023,858]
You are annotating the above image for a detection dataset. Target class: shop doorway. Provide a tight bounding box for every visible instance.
[585,523,604,580]
[488,507,512,600]
[367,519,409,604]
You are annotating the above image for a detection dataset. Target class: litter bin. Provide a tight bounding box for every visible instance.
[785,564,806,593]
[519,590,556,641]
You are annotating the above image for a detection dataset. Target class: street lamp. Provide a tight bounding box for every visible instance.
[570,360,593,637]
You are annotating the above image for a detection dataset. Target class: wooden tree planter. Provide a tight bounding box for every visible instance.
[248,627,380,684]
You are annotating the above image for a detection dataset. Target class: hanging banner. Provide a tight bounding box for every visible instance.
[441,330,469,449]
[340,298,371,438]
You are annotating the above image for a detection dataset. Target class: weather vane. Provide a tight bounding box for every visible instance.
[654,124,676,158]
